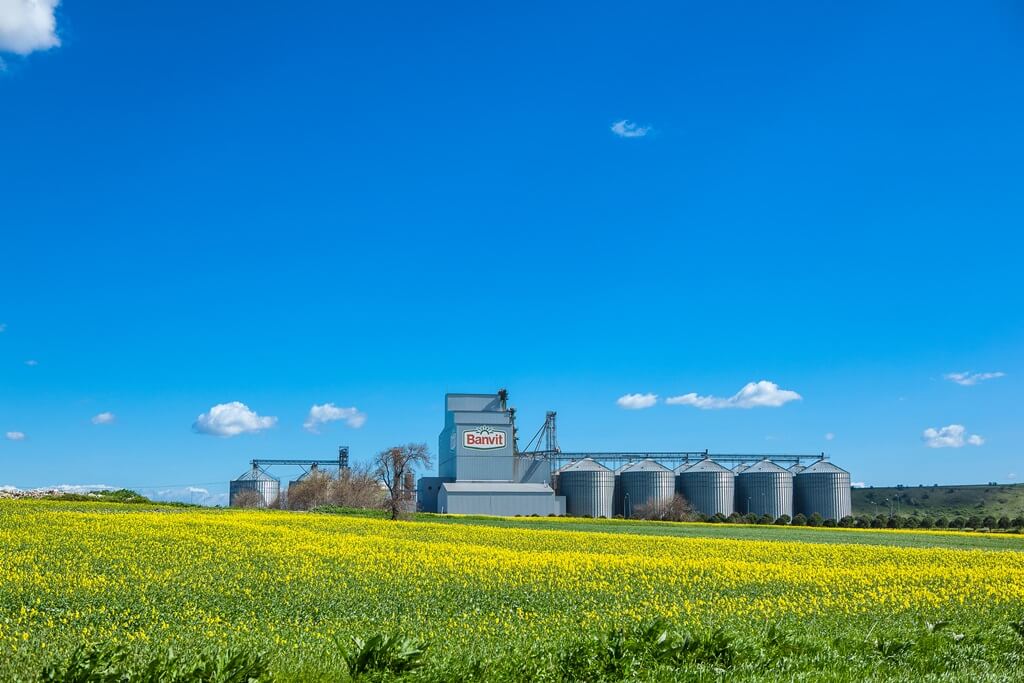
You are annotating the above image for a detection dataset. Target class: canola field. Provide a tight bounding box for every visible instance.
[2,501,1024,681]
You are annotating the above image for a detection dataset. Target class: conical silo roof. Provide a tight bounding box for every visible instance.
[733,463,750,474]
[684,459,732,474]
[559,458,611,473]
[800,459,849,475]
[621,458,670,473]
[789,464,805,474]
[742,459,788,474]
[235,466,278,482]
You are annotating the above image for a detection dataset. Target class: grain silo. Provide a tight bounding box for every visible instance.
[794,459,852,520]
[735,459,793,519]
[789,464,805,474]
[677,458,734,518]
[557,458,614,518]
[230,465,280,508]
[620,459,674,518]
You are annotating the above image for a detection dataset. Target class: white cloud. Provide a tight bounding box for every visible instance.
[24,359,38,366]
[4,431,25,441]
[193,402,277,437]
[922,424,984,449]
[824,432,835,441]
[666,380,802,410]
[944,371,1005,386]
[851,481,867,488]
[610,120,650,138]
[0,0,60,55]
[616,393,658,410]
[91,412,116,425]
[303,403,367,433]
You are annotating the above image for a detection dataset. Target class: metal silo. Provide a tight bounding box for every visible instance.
[788,464,805,475]
[735,460,793,519]
[620,459,674,518]
[678,459,734,517]
[556,458,614,518]
[794,459,852,520]
[230,465,280,508]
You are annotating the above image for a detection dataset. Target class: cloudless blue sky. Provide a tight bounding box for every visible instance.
[2,2,1022,503]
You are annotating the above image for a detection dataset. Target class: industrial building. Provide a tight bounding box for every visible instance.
[417,392,564,515]
[230,449,350,508]
[417,390,853,520]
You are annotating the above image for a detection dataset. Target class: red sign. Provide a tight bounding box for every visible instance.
[463,427,507,450]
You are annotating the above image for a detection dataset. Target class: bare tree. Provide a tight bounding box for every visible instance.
[632,494,697,522]
[374,443,431,520]
[231,489,263,509]
[287,471,335,511]
[331,462,385,509]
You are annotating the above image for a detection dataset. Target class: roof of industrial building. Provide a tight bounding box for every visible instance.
[740,459,790,474]
[558,458,611,473]
[681,459,732,474]
[799,459,849,475]
[235,467,278,482]
[620,458,670,473]
[441,482,555,494]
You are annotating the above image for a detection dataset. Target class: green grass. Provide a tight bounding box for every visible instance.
[8,501,1024,681]
[853,482,1024,519]
[399,512,1024,552]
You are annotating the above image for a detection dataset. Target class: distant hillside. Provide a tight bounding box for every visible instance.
[852,483,1024,519]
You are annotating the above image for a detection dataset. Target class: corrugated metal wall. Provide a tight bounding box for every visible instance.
[735,470,793,519]
[678,469,734,517]
[558,470,615,518]
[620,470,675,516]
[795,470,852,520]
[229,478,280,509]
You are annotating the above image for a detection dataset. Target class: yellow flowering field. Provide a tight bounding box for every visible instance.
[2,500,1024,681]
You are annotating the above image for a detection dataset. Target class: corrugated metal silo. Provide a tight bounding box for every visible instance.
[620,459,674,517]
[678,459,734,517]
[788,464,805,474]
[230,466,280,508]
[794,459,852,520]
[735,460,793,519]
[556,458,614,518]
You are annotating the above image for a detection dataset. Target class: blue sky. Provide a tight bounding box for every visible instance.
[1,2,1021,503]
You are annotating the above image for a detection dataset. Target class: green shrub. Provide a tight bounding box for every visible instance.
[40,644,272,683]
[342,633,427,678]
